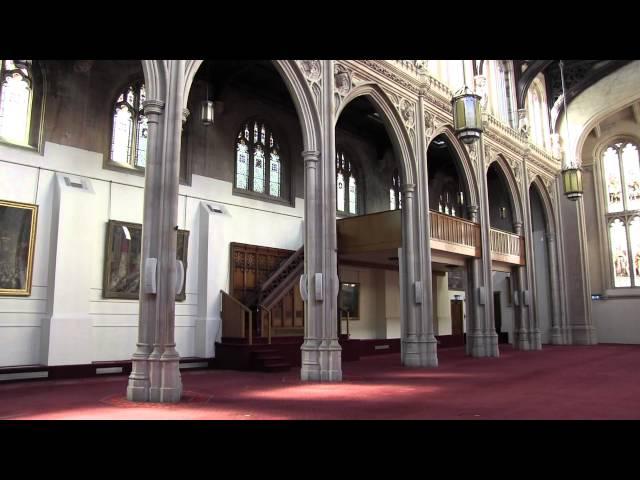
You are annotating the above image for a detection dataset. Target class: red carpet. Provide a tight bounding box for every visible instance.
[1,344,639,420]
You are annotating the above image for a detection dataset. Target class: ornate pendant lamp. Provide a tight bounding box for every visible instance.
[201,62,214,126]
[559,60,583,200]
[451,85,483,144]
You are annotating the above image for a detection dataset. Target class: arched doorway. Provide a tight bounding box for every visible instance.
[335,85,437,368]
[426,132,481,352]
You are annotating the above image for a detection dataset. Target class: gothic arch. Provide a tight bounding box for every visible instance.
[427,125,481,208]
[488,154,524,225]
[336,83,417,187]
[140,60,167,103]
[182,60,321,154]
[530,176,556,235]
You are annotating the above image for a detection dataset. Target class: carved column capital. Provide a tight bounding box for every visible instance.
[402,183,416,195]
[142,99,165,121]
[302,150,320,165]
[514,222,523,235]
[182,108,190,125]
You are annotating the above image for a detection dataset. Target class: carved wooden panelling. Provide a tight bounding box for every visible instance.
[230,242,294,308]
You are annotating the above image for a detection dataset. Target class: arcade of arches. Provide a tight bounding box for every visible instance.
[1,59,637,403]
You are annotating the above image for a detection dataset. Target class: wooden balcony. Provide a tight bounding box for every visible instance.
[337,210,526,267]
[489,228,525,266]
[429,211,481,258]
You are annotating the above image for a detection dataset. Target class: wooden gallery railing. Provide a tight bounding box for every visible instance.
[429,210,481,257]
[489,228,525,265]
[220,290,253,344]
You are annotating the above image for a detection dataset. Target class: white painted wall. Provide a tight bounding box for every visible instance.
[593,298,640,343]
[0,141,303,366]
[338,266,401,339]
[434,273,467,336]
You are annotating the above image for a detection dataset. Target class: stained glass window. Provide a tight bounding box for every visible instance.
[0,60,33,145]
[110,81,147,168]
[610,219,630,287]
[602,141,640,287]
[336,151,360,215]
[234,121,282,199]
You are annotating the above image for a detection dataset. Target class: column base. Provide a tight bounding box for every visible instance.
[515,329,531,350]
[126,347,151,402]
[569,325,598,345]
[467,332,499,357]
[300,339,342,382]
[529,329,542,350]
[550,327,565,345]
[402,336,438,367]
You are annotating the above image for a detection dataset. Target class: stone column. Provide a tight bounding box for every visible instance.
[475,138,499,357]
[400,184,438,367]
[127,60,185,403]
[546,232,563,344]
[409,84,438,368]
[300,59,341,382]
[521,161,541,350]
[513,221,531,350]
[466,205,488,356]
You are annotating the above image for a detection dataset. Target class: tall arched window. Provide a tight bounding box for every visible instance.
[336,150,359,215]
[235,120,283,199]
[446,60,465,92]
[491,60,515,129]
[0,60,33,145]
[602,141,640,287]
[527,77,550,149]
[110,81,148,168]
[390,167,402,210]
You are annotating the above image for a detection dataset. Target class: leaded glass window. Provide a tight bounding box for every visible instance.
[602,141,640,287]
[0,60,33,145]
[336,151,360,215]
[110,81,147,168]
[234,121,283,199]
[390,168,402,210]
[493,61,515,129]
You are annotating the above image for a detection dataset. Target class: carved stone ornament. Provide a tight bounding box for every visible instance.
[399,98,415,129]
[424,110,438,140]
[545,177,557,204]
[298,60,321,83]
[415,60,429,75]
[518,108,530,138]
[334,63,352,97]
[550,132,562,160]
[473,75,488,112]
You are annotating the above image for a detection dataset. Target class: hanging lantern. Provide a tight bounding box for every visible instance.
[558,60,583,201]
[562,167,583,201]
[451,86,483,144]
[201,100,214,126]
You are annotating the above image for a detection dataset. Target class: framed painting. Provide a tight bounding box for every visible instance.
[338,282,360,320]
[103,220,189,301]
[0,200,38,296]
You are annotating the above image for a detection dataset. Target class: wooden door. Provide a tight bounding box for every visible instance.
[493,292,502,333]
[450,300,464,336]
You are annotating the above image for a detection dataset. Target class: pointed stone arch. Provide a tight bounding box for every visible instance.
[336,83,417,187]
[182,60,321,153]
[529,175,557,235]
[427,125,481,209]
[487,154,524,226]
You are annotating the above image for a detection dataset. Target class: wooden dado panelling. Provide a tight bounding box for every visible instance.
[230,243,294,308]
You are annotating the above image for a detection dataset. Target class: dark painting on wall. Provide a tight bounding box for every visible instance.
[0,200,38,296]
[448,268,464,291]
[103,220,189,301]
[339,282,360,319]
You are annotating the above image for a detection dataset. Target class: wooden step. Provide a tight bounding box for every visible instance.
[260,361,291,372]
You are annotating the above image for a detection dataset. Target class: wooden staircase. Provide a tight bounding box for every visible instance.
[250,349,291,372]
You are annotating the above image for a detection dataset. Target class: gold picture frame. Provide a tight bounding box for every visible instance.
[0,200,38,296]
[103,220,189,301]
